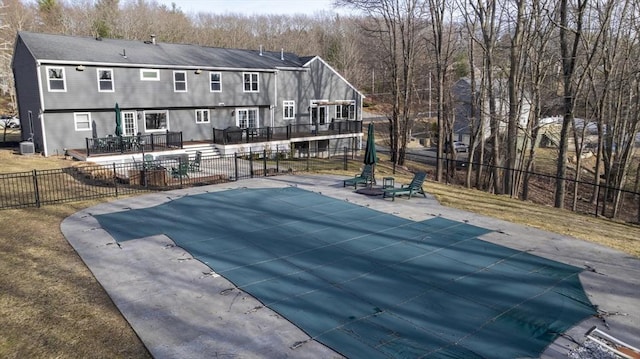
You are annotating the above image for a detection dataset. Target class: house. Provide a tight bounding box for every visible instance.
[11,31,364,160]
[451,77,530,146]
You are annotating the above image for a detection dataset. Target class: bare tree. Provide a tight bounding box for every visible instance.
[504,0,527,196]
[555,0,612,209]
[426,0,457,182]
[336,0,426,170]
[467,0,503,193]
[520,0,557,201]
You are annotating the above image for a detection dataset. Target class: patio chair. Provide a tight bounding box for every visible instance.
[143,154,155,170]
[343,164,374,189]
[171,162,190,179]
[382,172,427,201]
[189,151,202,172]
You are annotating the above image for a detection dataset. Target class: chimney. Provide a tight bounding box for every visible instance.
[281,48,284,61]
[259,45,263,56]
[150,34,156,45]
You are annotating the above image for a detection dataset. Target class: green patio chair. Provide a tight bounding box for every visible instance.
[143,154,155,170]
[343,164,374,189]
[188,151,202,172]
[171,162,190,179]
[382,172,427,201]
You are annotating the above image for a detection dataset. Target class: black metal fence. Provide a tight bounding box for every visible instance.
[212,121,363,145]
[85,131,183,156]
[0,149,350,210]
[398,150,640,223]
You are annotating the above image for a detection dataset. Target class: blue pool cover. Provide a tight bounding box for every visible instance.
[95,187,596,358]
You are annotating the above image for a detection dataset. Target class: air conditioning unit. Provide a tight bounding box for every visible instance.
[20,141,35,155]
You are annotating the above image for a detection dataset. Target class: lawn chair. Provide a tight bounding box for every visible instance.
[382,172,427,201]
[143,154,155,170]
[343,164,374,189]
[171,162,189,179]
[189,151,202,172]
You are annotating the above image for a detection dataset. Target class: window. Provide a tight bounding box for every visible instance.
[74,112,91,131]
[97,68,114,92]
[144,110,168,132]
[335,102,356,120]
[195,109,210,124]
[236,108,258,128]
[243,72,259,92]
[283,100,295,119]
[47,66,66,92]
[210,72,221,92]
[140,69,160,81]
[173,71,187,92]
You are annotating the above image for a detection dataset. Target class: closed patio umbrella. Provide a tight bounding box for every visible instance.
[363,122,377,186]
[115,103,123,137]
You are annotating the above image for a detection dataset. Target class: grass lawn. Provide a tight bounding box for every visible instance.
[0,148,151,358]
[1,147,638,358]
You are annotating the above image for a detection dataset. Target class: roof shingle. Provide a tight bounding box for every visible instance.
[18,31,309,70]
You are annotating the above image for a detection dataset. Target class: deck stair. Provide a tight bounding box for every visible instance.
[183,143,221,159]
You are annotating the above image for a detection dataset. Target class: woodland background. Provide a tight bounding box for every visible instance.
[1,0,639,220]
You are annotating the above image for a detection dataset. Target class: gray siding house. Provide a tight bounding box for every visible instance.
[12,31,364,159]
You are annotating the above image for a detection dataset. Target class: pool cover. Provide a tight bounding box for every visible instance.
[95,187,596,358]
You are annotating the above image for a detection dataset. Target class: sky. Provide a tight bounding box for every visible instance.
[155,0,349,16]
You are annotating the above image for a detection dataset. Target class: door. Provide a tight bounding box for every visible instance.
[122,111,137,136]
[311,104,329,126]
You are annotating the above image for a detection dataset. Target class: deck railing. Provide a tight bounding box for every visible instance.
[212,120,362,145]
[85,131,183,156]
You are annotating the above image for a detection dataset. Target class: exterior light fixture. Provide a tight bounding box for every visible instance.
[195,69,202,74]
[76,65,86,71]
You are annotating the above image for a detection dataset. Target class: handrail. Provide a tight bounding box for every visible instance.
[212,120,362,145]
[86,131,183,156]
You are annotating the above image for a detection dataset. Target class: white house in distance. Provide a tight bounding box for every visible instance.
[12,31,364,161]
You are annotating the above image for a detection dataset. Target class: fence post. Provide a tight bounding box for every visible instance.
[179,156,184,187]
[343,147,348,170]
[276,146,280,173]
[249,150,254,178]
[113,163,118,197]
[32,169,40,208]
[234,152,239,181]
[306,149,310,172]
[263,149,267,176]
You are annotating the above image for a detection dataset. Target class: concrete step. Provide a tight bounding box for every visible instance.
[183,144,221,159]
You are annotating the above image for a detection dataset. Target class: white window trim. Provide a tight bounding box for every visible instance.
[143,110,169,133]
[195,109,210,124]
[283,100,295,120]
[243,72,259,93]
[46,66,66,92]
[140,69,160,81]
[97,68,114,92]
[74,112,92,131]
[210,72,222,92]
[335,101,356,120]
[173,70,187,92]
[235,108,259,128]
